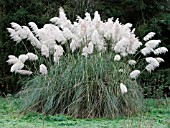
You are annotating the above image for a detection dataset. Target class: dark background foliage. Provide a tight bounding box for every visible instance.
[0,0,169,97]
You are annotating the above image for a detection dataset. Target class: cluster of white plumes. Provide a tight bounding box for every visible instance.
[6,53,38,75]
[6,8,168,93]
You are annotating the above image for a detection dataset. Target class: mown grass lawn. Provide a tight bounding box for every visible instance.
[0,96,170,128]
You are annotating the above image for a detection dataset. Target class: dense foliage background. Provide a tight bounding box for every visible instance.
[0,0,170,97]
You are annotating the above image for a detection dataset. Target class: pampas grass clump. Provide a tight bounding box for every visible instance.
[7,8,168,118]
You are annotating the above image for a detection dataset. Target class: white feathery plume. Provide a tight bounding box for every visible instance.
[22,26,31,33]
[53,45,64,64]
[37,28,48,42]
[50,17,61,25]
[114,54,121,61]
[112,18,121,43]
[120,24,131,39]
[141,47,153,56]
[43,24,58,41]
[82,42,94,57]
[16,70,33,75]
[92,11,103,33]
[23,26,42,49]
[10,61,24,73]
[10,22,22,31]
[93,11,101,23]
[6,55,19,65]
[155,57,164,63]
[54,52,60,64]
[145,57,160,73]
[124,23,132,28]
[85,12,92,22]
[114,37,129,55]
[82,46,89,57]
[145,40,161,49]
[146,57,159,68]
[19,26,28,39]
[58,7,72,29]
[63,28,73,39]
[52,25,66,43]
[130,70,140,79]
[10,22,27,39]
[154,47,168,55]
[128,60,136,65]
[8,55,17,59]
[120,52,128,57]
[127,35,142,55]
[42,40,56,51]
[18,54,28,63]
[59,7,67,21]
[7,28,22,42]
[86,23,93,39]
[54,45,64,56]
[91,30,105,51]
[145,64,155,73]
[96,40,106,52]
[88,41,94,54]
[120,83,127,94]
[70,39,80,53]
[131,28,135,33]
[28,33,42,49]
[40,64,47,75]
[143,32,155,41]
[104,18,114,39]
[26,53,38,61]
[28,22,39,35]
[41,45,49,58]
[91,30,100,45]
